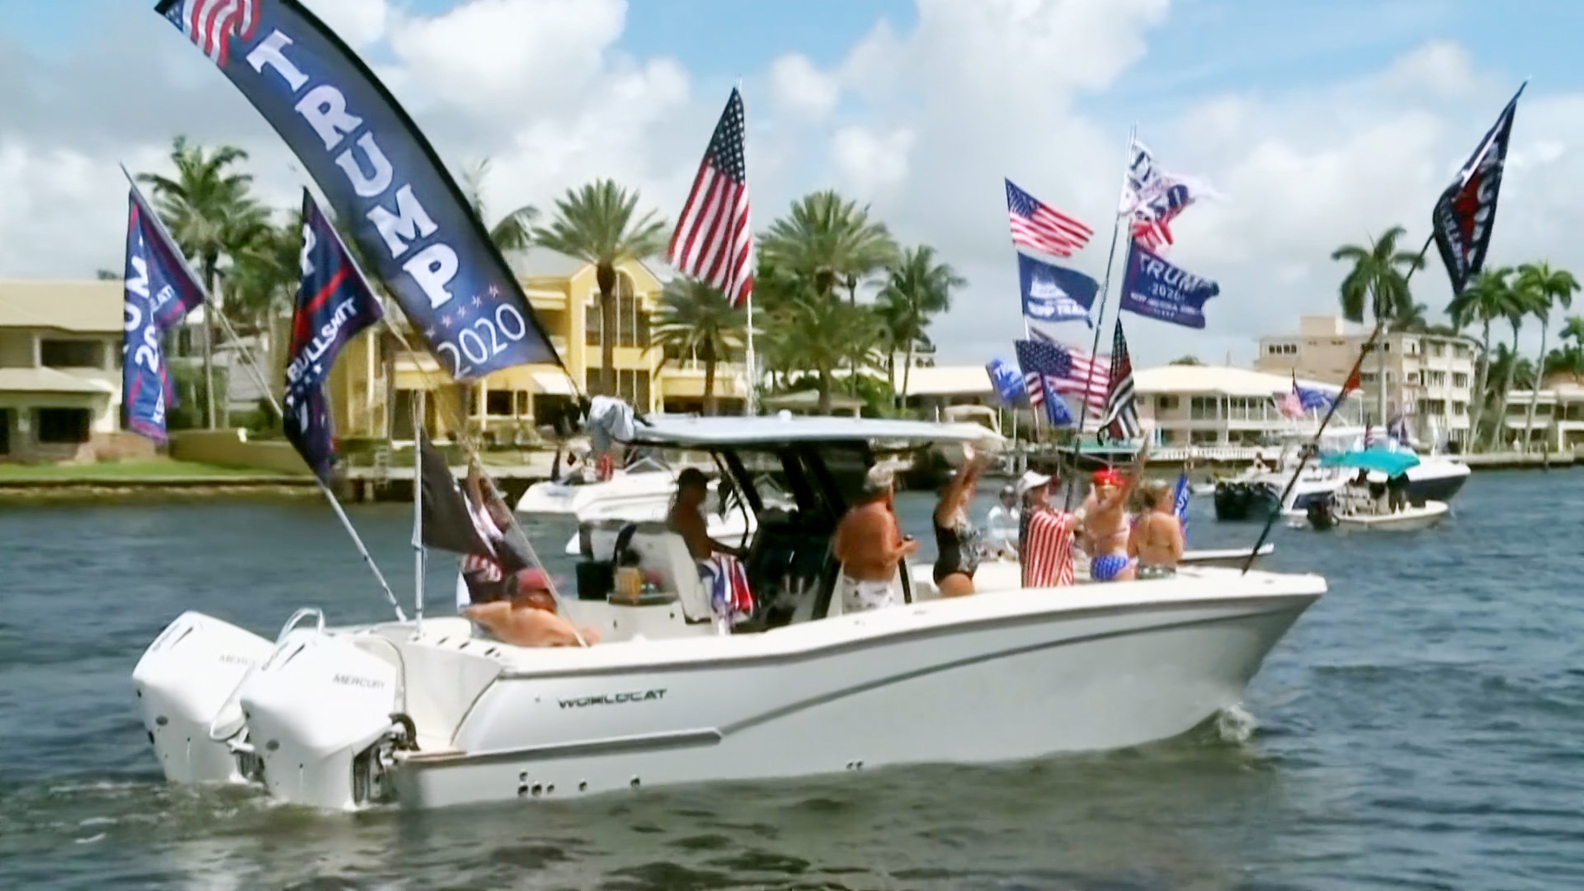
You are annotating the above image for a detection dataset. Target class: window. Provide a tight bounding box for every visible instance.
[1189,396,1218,420]
[485,391,514,416]
[1264,342,1297,356]
[40,339,101,368]
[35,408,90,444]
[1425,371,1447,386]
[584,368,652,406]
[1453,401,1467,415]
[1155,395,1179,410]
[1453,372,1469,388]
[583,274,650,349]
[1430,343,1446,358]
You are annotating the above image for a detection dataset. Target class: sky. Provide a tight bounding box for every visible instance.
[0,0,1579,370]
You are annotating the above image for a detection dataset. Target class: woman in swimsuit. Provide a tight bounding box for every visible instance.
[1129,479,1184,579]
[932,451,988,597]
[1080,441,1151,583]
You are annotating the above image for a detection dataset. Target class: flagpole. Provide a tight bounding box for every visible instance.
[412,391,426,634]
[736,76,759,418]
[120,165,404,620]
[1238,233,1436,573]
[1065,124,1136,510]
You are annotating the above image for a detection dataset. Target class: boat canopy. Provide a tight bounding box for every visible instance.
[1319,448,1420,476]
[623,415,1003,450]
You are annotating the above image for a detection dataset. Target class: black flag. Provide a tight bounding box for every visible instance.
[1432,83,1525,295]
[416,429,490,556]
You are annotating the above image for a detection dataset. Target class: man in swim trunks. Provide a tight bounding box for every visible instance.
[833,465,919,612]
[1079,441,1151,582]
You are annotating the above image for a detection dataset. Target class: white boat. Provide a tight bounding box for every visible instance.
[514,453,687,518]
[131,415,1326,812]
[1307,489,1450,532]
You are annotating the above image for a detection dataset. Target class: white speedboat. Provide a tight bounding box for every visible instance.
[515,453,687,518]
[1307,495,1449,531]
[132,415,1326,812]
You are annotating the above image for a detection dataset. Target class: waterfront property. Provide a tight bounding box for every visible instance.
[1255,315,1476,446]
[0,280,154,463]
[1496,380,1584,451]
[1133,364,1363,450]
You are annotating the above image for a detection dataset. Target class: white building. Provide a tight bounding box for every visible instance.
[1497,381,1584,451]
[1134,364,1363,453]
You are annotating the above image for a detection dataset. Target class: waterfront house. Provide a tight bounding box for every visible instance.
[1134,364,1364,453]
[1497,379,1584,451]
[0,279,151,462]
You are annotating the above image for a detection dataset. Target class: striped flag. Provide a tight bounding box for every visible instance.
[1173,471,1191,544]
[165,0,259,67]
[670,87,753,307]
[1022,509,1076,587]
[1100,320,1141,440]
[1006,179,1094,258]
[1018,335,1110,416]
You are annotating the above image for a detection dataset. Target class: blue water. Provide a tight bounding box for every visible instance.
[1,471,1582,890]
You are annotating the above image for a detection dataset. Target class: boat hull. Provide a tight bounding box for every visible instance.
[1330,500,1449,532]
[1404,462,1469,505]
[389,575,1320,810]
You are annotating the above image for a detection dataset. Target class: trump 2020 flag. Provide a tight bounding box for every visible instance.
[1119,242,1220,329]
[284,189,384,481]
[1018,253,1096,328]
[986,357,1026,405]
[1433,83,1525,295]
[155,0,561,380]
[123,183,207,442]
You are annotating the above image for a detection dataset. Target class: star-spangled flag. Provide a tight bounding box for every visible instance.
[1013,341,1077,427]
[1099,319,1140,441]
[1277,389,1304,419]
[284,189,384,482]
[1122,137,1214,253]
[1015,337,1109,417]
[670,87,753,307]
[1433,83,1525,296]
[122,181,208,443]
[155,0,563,381]
[1006,179,1093,258]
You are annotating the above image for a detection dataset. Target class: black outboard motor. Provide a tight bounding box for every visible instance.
[1306,494,1338,531]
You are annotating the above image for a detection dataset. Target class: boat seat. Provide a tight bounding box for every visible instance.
[617,524,718,626]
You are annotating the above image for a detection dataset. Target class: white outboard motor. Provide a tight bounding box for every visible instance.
[132,611,274,784]
[236,616,410,810]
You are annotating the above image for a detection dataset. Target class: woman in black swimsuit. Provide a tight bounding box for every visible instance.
[932,452,987,597]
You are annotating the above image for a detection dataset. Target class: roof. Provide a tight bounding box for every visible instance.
[0,366,116,394]
[0,280,123,333]
[503,247,588,279]
[1134,364,1345,397]
[625,415,1003,448]
[891,364,993,396]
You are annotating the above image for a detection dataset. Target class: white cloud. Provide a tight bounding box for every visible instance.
[2,0,1582,372]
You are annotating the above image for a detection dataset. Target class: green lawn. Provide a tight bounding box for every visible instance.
[0,460,271,480]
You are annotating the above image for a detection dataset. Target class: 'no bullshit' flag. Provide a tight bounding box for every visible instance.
[123,181,207,442]
[155,0,561,380]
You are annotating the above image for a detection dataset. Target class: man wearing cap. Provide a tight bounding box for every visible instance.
[833,464,919,612]
[983,483,1020,560]
[463,568,602,648]
[1017,469,1077,587]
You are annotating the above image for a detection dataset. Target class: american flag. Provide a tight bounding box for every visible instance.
[461,552,503,582]
[1006,179,1093,258]
[1132,215,1175,252]
[1277,389,1304,419]
[1172,471,1191,543]
[1016,337,1109,416]
[670,88,753,307]
[165,0,259,67]
[1100,320,1141,440]
[1022,509,1076,587]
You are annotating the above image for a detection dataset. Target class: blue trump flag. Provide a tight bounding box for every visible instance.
[286,190,385,482]
[1119,242,1220,329]
[123,183,207,442]
[1018,252,1096,327]
[155,0,561,381]
[985,357,1026,404]
[1173,471,1191,544]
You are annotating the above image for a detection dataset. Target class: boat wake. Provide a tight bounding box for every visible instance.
[1212,704,1260,745]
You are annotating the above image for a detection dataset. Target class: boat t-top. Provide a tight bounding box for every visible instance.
[132,415,1326,812]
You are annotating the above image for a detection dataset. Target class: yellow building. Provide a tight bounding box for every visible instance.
[325,248,747,446]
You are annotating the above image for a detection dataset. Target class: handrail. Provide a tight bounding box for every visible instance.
[276,607,326,643]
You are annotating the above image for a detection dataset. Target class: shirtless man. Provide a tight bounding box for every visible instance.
[1078,441,1151,583]
[1129,479,1184,579]
[667,468,746,561]
[463,568,601,647]
[832,465,919,612]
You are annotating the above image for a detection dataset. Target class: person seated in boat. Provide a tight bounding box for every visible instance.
[833,465,918,612]
[1016,469,1078,587]
[1129,479,1184,579]
[983,484,1020,560]
[1078,442,1151,583]
[667,468,746,561]
[932,450,988,597]
[463,568,601,647]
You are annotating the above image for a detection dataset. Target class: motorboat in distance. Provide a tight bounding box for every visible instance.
[132,415,1326,812]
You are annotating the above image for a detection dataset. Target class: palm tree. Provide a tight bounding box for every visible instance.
[760,191,899,302]
[1168,355,1204,366]
[1447,267,1517,451]
[1515,263,1581,452]
[1391,301,1431,332]
[1485,276,1545,450]
[1547,315,1584,381]
[764,296,884,413]
[875,246,964,403]
[651,278,746,415]
[461,158,539,252]
[139,135,270,428]
[532,180,668,395]
[1331,226,1426,425]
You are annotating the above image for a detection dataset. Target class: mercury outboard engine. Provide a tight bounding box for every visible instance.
[1306,494,1338,531]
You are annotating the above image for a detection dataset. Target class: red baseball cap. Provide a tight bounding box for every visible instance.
[1093,468,1124,487]
[508,568,553,596]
